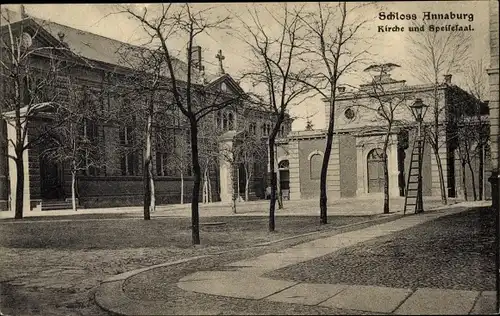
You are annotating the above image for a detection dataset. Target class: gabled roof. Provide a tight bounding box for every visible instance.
[205,73,246,96]
[1,14,203,82]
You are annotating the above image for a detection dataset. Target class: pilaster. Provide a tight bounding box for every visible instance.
[288,139,301,200]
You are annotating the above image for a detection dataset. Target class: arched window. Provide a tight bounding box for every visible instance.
[278,160,289,170]
[216,112,222,128]
[223,112,228,130]
[228,112,234,130]
[309,153,322,180]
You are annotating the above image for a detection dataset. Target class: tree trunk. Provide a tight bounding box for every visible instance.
[432,84,448,205]
[245,169,251,202]
[461,161,468,201]
[180,170,184,204]
[236,165,241,202]
[71,168,77,212]
[149,162,155,212]
[268,138,277,231]
[320,95,337,224]
[202,171,207,204]
[14,155,24,219]
[189,118,201,245]
[207,172,212,203]
[466,152,477,201]
[382,132,391,214]
[276,170,283,209]
[479,144,484,200]
[230,163,236,214]
[431,143,448,205]
[143,108,153,220]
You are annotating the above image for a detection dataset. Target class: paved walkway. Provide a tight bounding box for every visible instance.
[94,202,495,315]
[0,196,462,219]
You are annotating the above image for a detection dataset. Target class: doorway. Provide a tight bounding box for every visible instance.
[40,156,64,200]
[367,148,385,193]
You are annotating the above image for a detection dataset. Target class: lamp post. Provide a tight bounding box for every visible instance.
[409,98,428,214]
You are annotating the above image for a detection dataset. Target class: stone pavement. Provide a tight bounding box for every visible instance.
[94,203,496,315]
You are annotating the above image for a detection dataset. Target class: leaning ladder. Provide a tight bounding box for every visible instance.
[403,126,426,215]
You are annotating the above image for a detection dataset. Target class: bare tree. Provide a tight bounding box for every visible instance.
[219,134,238,213]
[120,4,239,244]
[116,44,171,220]
[353,65,408,213]
[237,4,311,231]
[0,11,87,218]
[235,131,267,202]
[40,79,108,212]
[297,2,369,224]
[448,64,489,201]
[465,58,490,200]
[407,19,472,205]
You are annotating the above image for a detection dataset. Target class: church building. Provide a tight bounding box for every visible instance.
[0,11,291,212]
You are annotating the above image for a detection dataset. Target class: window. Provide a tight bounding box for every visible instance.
[227,112,234,130]
[309,153,322,180]
[248,122,257,135]
[279,125,285,137]
[344,107,355,120]
[119,122,139,176]
[223,112,228,130]
[156,131,175,176]
[216,112,222,129]
[81,119,100,176]
[262,123,272,136]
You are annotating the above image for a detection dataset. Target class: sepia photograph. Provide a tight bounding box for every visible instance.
[0,1,498,315]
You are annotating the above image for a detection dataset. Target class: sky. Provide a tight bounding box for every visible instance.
[4,2,491,131]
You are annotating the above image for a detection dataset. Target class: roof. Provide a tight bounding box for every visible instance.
[35,18,198,81]
[1,11,207,83]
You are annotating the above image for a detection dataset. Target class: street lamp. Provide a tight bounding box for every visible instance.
[409,98,428,214]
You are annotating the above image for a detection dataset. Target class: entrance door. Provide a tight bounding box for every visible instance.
[278,160,290,199]
[367,148,385,193]
[40,157,64,200]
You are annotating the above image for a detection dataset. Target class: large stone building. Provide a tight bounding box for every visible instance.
[276,70,490,202]
[0,11,291,212]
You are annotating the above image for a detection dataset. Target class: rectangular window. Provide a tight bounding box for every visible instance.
[81,119,100,176]
[119,123,138,176]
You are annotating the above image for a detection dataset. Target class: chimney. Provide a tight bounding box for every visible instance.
[57,31,65,42]
[444,74,452,84]
[337,86,346,93]
[20,5,28,18]
[187,46,202,71]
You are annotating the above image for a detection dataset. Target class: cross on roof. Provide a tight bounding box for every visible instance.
[215,49,225,75]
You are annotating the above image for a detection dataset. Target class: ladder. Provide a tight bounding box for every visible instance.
[404,125,426,214]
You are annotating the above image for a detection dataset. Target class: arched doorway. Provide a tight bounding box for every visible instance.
[367,148,385,193]
[278,160,290,200]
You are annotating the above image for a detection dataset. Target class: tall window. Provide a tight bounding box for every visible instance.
[156,131,175,176]
[227,112,234,130]
[248,122,257,135]
[81,118,100,176]
[119,122,138,176]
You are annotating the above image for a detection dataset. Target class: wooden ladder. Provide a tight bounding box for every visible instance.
[404,127,426,214]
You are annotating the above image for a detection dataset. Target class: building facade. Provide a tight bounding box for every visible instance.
[277,71,489,202]
[0,13,291,212]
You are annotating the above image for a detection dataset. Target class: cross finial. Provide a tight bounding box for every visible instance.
[215,49,225,75]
